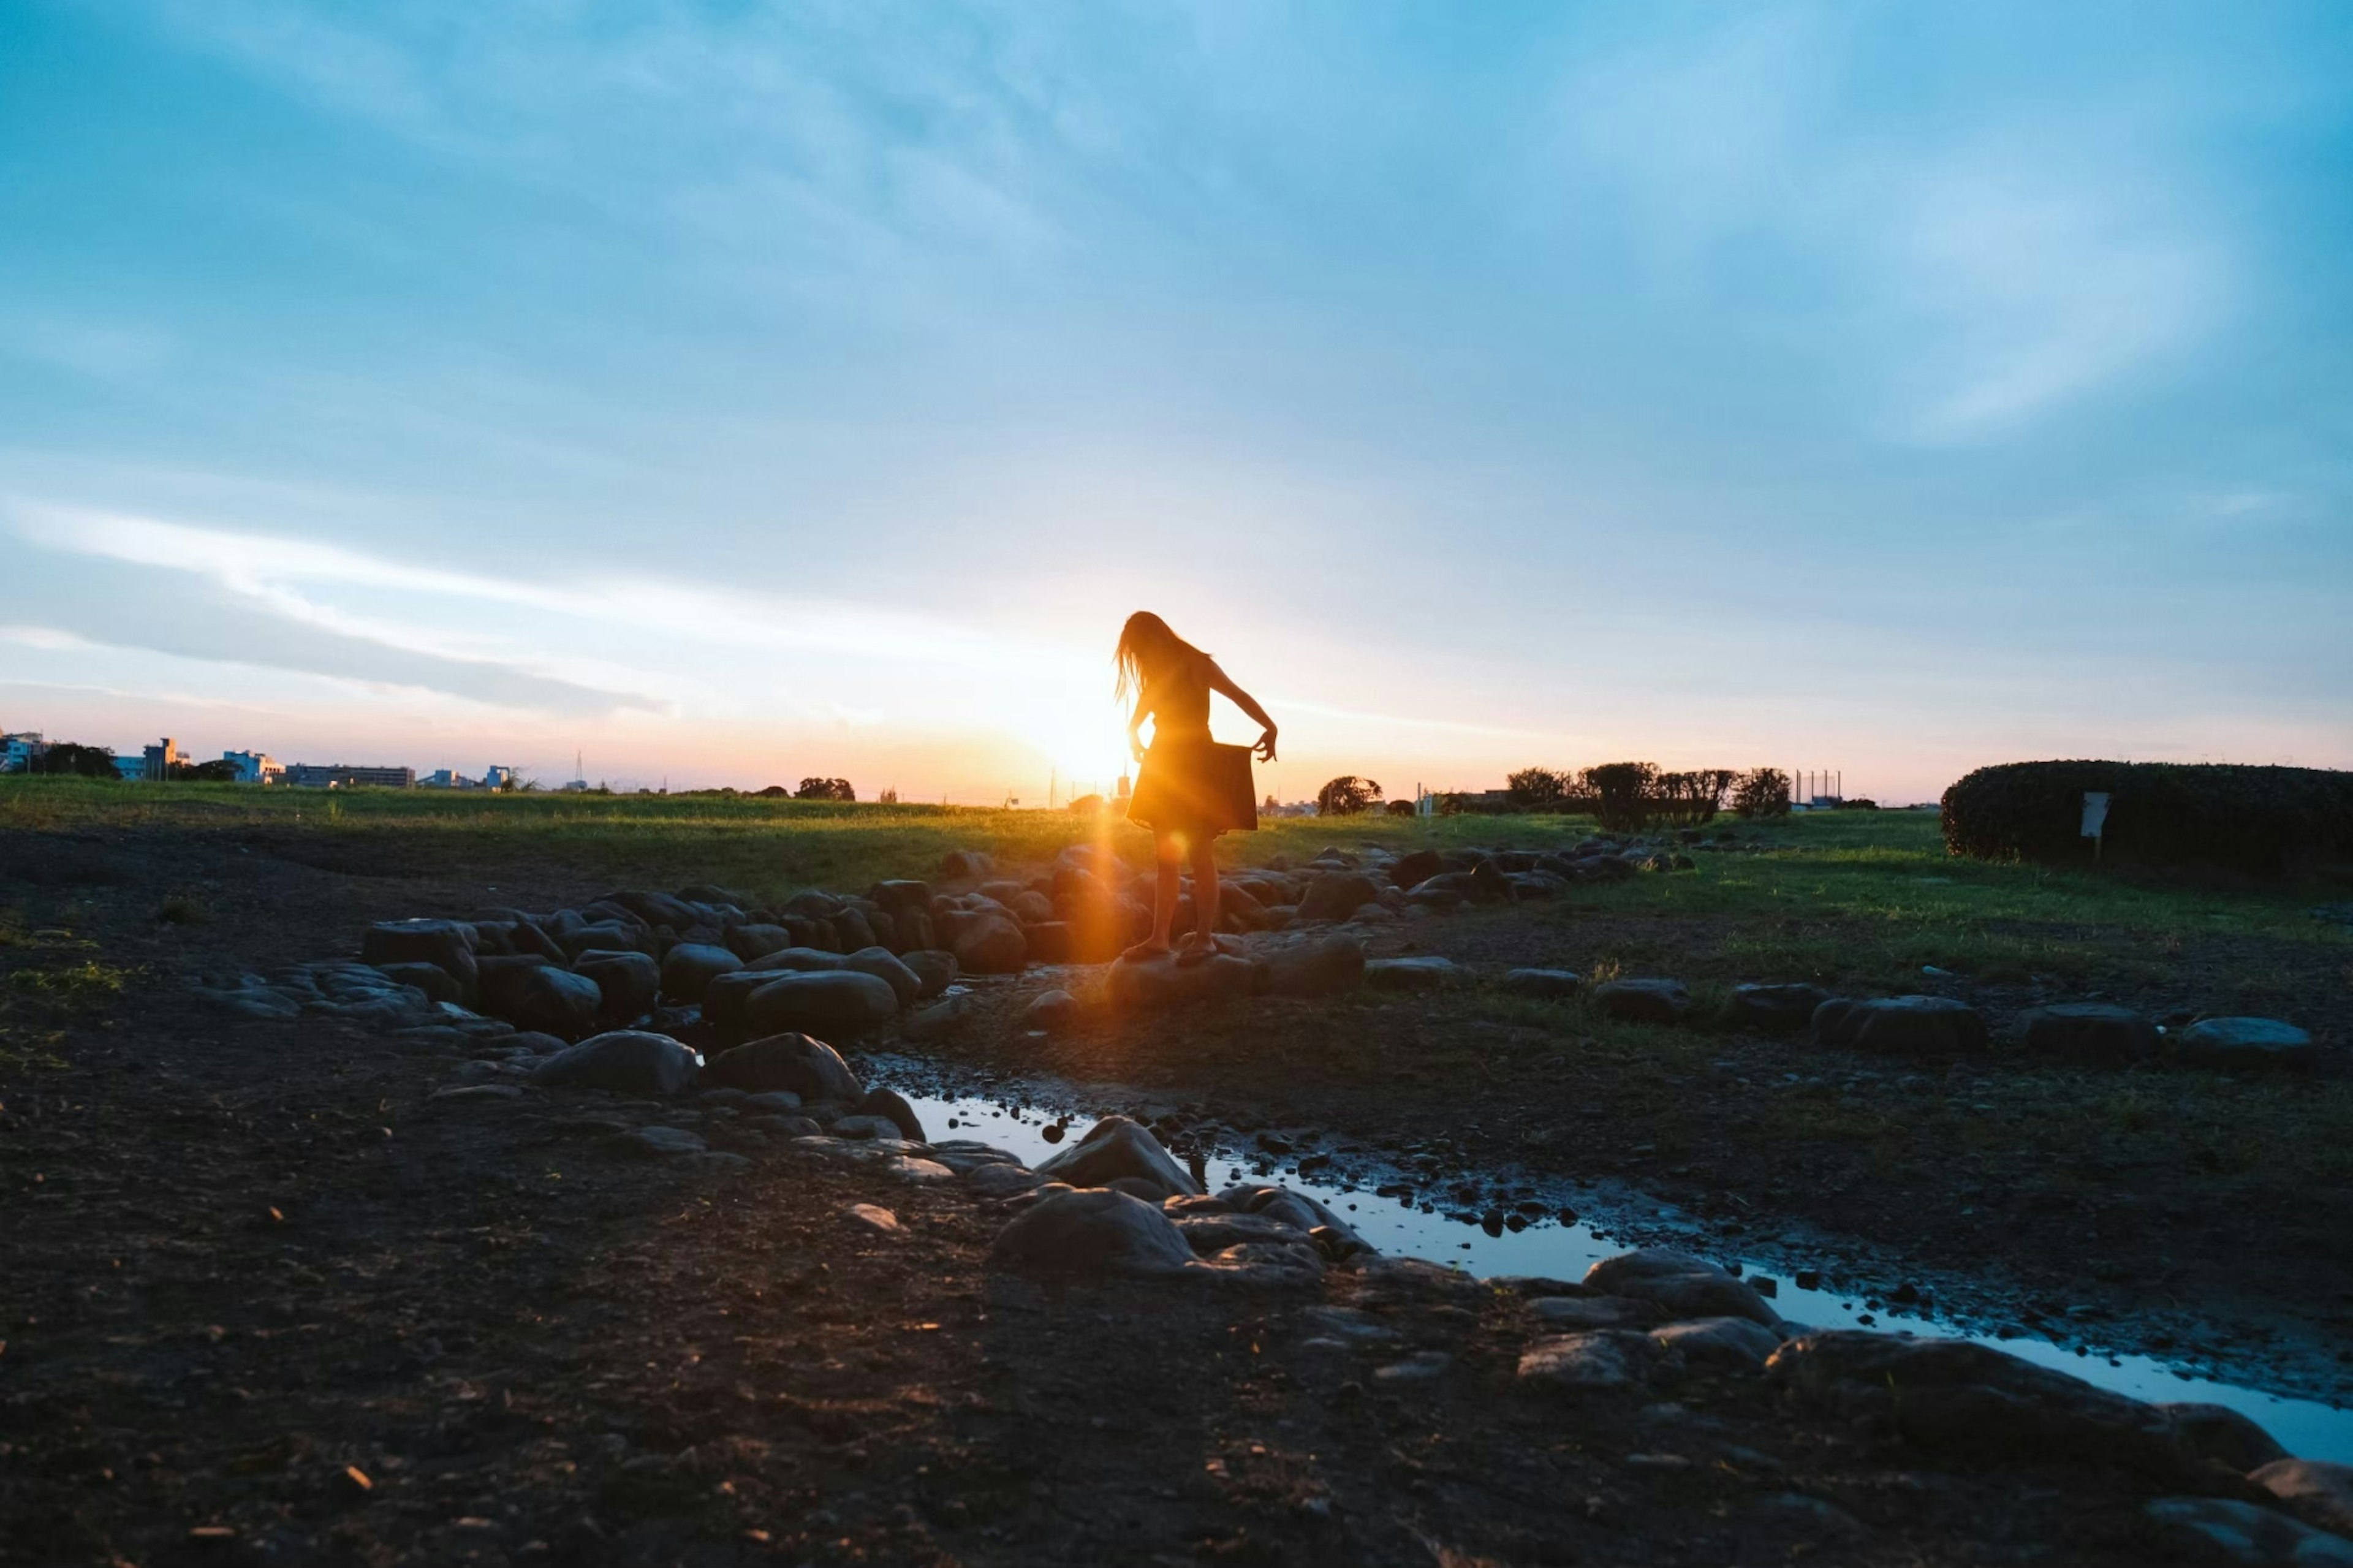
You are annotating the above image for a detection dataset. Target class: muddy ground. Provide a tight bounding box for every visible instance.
[0,821,2340,1565]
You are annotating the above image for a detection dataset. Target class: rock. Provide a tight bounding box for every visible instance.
[724,923,797,961]
[846,1203,900,1234]
[1765,1331,2211,1485]
[375,961,462,1006]
[1518,1331,1672,1392]
[1022,921,1072,964]
[510,966,604,1040]
[829,1114,904,1141]
[1033,1115,1203,1197]
[1297,873,1384,923]
[1813,993,1987,1054]
[1501,968,1582,999]
[1390,849,1445,888]
[699,1032,866,1100]
[742,971,901,1037]
[1173,1211,1312,1254]
[740,945,849,975]
[1254,935,1366,997]
[968,1163,1047,1198]
[658,942,741,1005]
[572,949,660,1021]
[1651,1316,1783,1372]
[700,968,787,1028]
[431,1083,523,1102]
[473,953,551,1017]
[360,919,479,999]
[740,1089,804,1113]
[852,1086,928,1143]
[2254,1461,2353,1537]
[2175,1017,2317,1071]
[900,950,957,999]
[746,1114,822,1138]
[2144,1498,2353,1566]
[1023,989,1080,1032]
[1372,1350,1452,1381]
[949,909,1028,974]
[1364,956,1464,991]
[2017,1002,2160,1064]
[939,849,995,880]
[1531,1296,1661,1330]
[530,1031,702,1095]
[615,1124,708,1157]
[2161,1403,2290,1472]
[1744,1494,1868,1544]
[1105,951,1256,1008]
[1731,982,1830,1032]
[903,993,975,1039]
[1585,1251,1778,1327]
[1216,1183,1371,1257]
[988,1187,1198,1278]
[839,946,922,1006]
[883,1156,956,1183]
[1590,979,1690,1025]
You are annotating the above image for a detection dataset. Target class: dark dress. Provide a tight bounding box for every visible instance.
[1126,664,1258,836]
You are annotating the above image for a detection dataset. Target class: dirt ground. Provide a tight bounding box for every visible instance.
[0,820,2335,1565]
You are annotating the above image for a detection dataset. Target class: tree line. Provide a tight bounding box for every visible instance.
[1314,765,1794,827]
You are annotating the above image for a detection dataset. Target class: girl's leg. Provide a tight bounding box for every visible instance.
[1179,835,1222,955]
[1123,833,1183,959]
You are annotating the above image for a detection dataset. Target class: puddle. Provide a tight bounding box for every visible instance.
[867,1056,2353,1464]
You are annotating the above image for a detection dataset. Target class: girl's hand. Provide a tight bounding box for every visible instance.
[1130,735,1148,764]
[1254,727,1278,762]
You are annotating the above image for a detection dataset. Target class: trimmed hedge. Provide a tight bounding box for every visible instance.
[1940,760,2353,874]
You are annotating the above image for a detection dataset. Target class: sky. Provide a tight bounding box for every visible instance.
[2,1,2348,805]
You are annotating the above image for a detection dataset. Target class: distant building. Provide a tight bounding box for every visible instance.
[222,750,281,785]
[1,732,47,773]
[484,765,520,790]
[142,737,185,781]
[421,768,483,789]
[285,763,417,789]
[112,756,145,781]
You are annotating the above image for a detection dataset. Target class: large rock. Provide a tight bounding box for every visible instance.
[2160,1403,2290,1473]
[1215,1182,1369,1257]
[360,919,479,999]
[2254,1461,2353,1537]
[1766,1331,2214,1485]
[1297,873,1383,923]
[1584,1250,1777,1326]
[1531,1296,1660,1330]
[1105,951,1256,1008]
[531,1030,700,1094]
[742,971,901,1037]
[1501,968,1582,999]
[373,961,461,1006]
[513,966,604,1039]
[842,945,922,1006]
[741,945,849,974]
[939,848,995,880]
[1254,935,1366,997]
[1517,1330,1672,1392]
[724,923,797,961]
[1651,1316,1783,1372]
[658,942,741,1004]
[1390,849,1445,889]
[700,1032,866,1100]
[1033,1115,1203,1197]
[1590,979,1690,1025]
[852,1086,928,1143]
[2016,1002,2159,1064]
[949,909,1027,974]
[988,1188,1197,1278]
[900,949,958,999]
[1364,956,1464,991]
[474,953,550,1017]
[572,949,659,1021]
[2143,1498,2353,1566]
[2175,1017,2316,1071]
[1813,994,1988,1054]
[1732,982,1830,1032]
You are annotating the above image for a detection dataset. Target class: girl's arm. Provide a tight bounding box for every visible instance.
[1127,694,1152,762]
[1206,661,1278,762]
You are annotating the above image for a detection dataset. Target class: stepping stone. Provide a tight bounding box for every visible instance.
[2174,1017,2316,1071]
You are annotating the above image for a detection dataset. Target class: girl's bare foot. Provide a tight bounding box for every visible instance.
[1121,939,1172,963]
[1173,931,1219,966]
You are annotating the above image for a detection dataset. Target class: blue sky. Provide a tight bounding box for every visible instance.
[2,1,2347,802]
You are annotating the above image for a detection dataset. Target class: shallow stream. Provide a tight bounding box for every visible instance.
[864,1053,2353,1464]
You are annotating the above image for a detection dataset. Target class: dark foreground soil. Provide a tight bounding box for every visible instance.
[0,822,2333,1565]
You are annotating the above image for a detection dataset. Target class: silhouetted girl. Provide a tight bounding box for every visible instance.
[1115,612,1278,963]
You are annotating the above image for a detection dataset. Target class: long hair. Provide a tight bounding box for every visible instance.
[1114,611,1208,703]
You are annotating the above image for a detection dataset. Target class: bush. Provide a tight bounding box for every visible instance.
[795,778,857,802]
[1653,769,1735,825]
[169,759,240,783]
[1384,798,1416,816]
[1506,767,1568,809]
[1732,768,1791,819]
[29,743,118,778]
[1578,763,1656,830]
[1941,761,2353,874]
[1316,776,1381,816]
